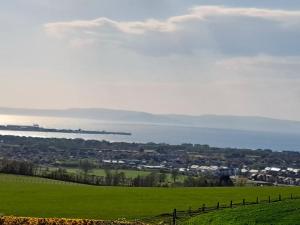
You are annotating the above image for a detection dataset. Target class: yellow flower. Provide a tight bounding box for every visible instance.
[0,216,148,225]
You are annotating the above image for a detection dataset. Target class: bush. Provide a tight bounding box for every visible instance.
[0,216,147,225]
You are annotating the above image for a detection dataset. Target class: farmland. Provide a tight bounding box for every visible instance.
[0,174,299,221]
[83,168,149,178]
[47,167,186,183]
[53,167,151,178]
[185,199,300,225]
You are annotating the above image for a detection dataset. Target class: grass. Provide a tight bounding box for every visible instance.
[0,173,299,220]
[185,199,300,225]
[48,167,186,182]
[64,168,151,178]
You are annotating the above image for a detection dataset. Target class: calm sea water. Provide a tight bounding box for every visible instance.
[0,114,300,151]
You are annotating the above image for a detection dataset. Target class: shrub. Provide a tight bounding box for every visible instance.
[0,216,147,225]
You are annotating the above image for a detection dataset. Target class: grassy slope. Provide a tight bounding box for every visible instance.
[185,199,300,225]
[0,174,299,220]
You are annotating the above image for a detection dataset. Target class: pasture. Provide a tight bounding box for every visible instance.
[47,167,186,183]
[58,168,151,178]
[185,199,300,225]
[0,174,299,220]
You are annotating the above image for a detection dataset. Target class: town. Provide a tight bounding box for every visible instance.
[0,135,299,186]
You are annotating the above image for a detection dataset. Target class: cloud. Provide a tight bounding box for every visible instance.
[44,17,176,38]
[44,5,300,55]
[45,6,300,35]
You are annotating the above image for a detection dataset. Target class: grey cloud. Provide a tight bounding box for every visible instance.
[44,6,300,56]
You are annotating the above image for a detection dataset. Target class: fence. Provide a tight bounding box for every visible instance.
[142,193,300,225]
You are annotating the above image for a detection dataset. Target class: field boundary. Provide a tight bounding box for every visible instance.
[0,216,147,225]
[143,193,300,225]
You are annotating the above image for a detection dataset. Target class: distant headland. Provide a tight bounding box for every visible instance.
[0,124,131,136]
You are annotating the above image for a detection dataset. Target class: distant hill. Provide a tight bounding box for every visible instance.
[0,107,300,135]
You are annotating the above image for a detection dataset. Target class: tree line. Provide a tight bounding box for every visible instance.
[0,159,233,187]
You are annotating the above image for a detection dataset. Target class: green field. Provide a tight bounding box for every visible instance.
[63,168,151,178]
[185,199,300,225]
[0,173,299,221]
[48,167,186,182]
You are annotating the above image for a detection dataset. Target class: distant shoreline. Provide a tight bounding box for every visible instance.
[0,125,131,136]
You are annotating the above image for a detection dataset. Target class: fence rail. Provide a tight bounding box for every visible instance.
[142,194,300,225]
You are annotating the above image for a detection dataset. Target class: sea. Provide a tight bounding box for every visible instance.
[0,114,300,152]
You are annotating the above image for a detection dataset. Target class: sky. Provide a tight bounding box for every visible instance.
[1,0,300,120]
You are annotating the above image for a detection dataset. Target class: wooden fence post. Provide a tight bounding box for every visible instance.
[243,199,245,205]
[256,197,259,204]
[230,200,233,208]
[202,204,205,212]
[268,196,271,203]
[217,202,220,209]
[172,209,176,225]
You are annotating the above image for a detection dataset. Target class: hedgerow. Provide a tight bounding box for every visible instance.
[0,216,147,225]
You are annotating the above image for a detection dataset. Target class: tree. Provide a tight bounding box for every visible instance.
[112,170,127,186]
[184,176,195,187]
[235,177,248,186]
[133,175,143,187]
[79,159,94,175]
[105,169,113,185]
[219,175,234,186]
[159,173,167,184]
[112,171,121,186]
[144,172,159,187]
[171,169,179,183]
[118,172,126,185]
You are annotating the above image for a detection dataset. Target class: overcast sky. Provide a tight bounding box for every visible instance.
[1,0,300,120]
